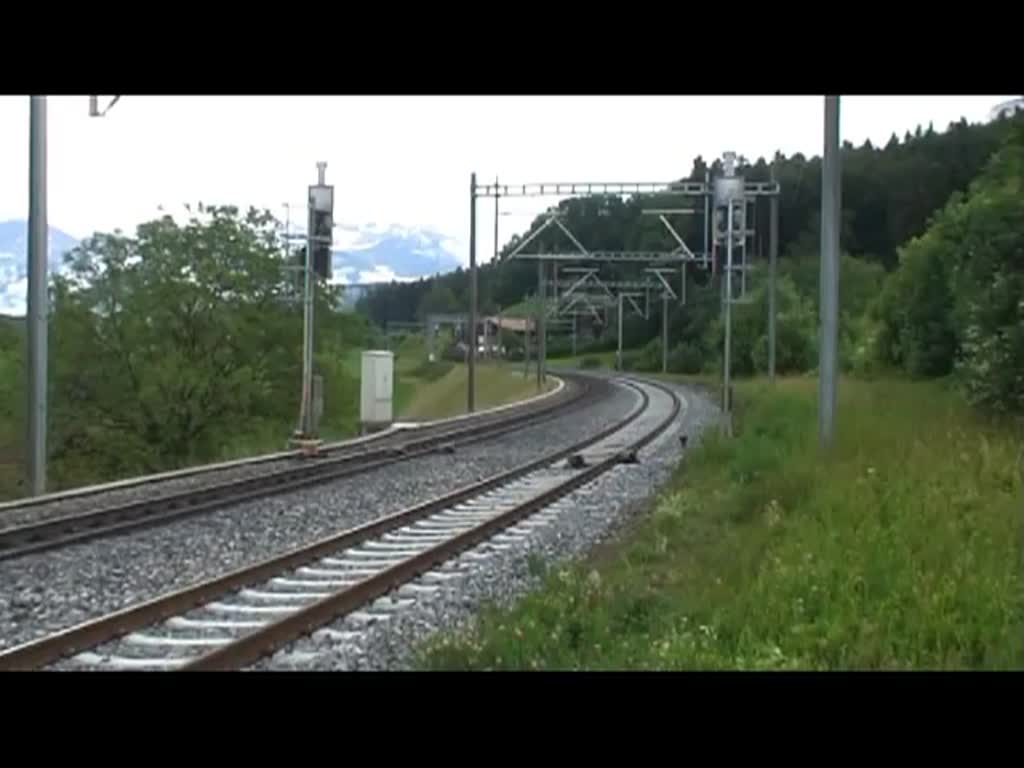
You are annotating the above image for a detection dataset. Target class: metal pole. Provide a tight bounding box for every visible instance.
[723,200,734,437]
[703,170,710,267]
[298,196,315,436]
[298,162,328,439]
[468,173,477,413]
[283,203,291,254]
[769,164,779,383]
[617,293,624,371]
[572,313,577,357]
[283,203,295,295]
[26,96,48,496]
[491,180,499,366]
[740,202,748,298]
[493,176,499,262]
[482,315,488,361]
[662,293,668,373]
[541,262,548,384]
[524,307,531,379]
[819,96,841,448]
[536,260,545,390]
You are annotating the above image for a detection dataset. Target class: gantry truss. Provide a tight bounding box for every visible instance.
[465,165,782,409]
[480,177,779,275]
[474,180,780,199]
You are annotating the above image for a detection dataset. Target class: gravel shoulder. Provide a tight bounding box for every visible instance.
[0,378,573,530]
[253,379,718,671]
[0,378,635,651]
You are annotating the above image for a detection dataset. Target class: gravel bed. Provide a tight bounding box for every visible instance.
[252,380,718,671]
[0,377,636,652]
[0,381,575,530]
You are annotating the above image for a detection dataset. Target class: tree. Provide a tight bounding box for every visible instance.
[873,120,1024,414]
[417,281,460,320]
[355,112,1024,390]
[48,205,328,480]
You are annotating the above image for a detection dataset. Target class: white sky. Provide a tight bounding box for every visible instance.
[0,95,1015,267]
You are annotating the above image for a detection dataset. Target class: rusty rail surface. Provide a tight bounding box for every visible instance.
[0,377,664,671]
[187,382,679,671]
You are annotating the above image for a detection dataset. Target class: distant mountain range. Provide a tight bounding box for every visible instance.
[0,219,460,316]
[0,220,79,316]
[328,222,460,286]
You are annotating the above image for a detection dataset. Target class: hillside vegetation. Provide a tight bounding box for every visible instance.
[0,206,376,500]
[414,111,1024,670]
[420,377,1023,670]
[363,112,1024,424]
[358,114,1020,335]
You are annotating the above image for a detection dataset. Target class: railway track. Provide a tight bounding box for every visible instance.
[0,378,678,671]
[0,373,570,518]
[0,374,602,562]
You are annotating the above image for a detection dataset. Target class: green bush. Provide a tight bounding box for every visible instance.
[409,359,455,382]
[419,377,1024,670]
[620,352,642,372]
[873,238,957,377]
[751,319,816,375]
[872,121,1024,415]
[637,338,663,372]
[442,343,468,363]
[545,337,574,359]
[580,337,618,356]
[667,343,703,374]
[701,276,816,378]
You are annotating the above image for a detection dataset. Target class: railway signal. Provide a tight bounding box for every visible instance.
[292,163,334,450]
[309,179,334,280]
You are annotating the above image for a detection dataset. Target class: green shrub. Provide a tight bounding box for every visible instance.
[418,377,1024,671]
[751,319,816,375]
[872,121,1024,415]
[668,343,703,374]
[637,338,663,372]
[409,359,455,382]
[620,352,642,372]
[546,337,574,359]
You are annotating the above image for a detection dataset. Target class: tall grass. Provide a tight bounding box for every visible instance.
[419,376,1024,670]
[399,363,553,422]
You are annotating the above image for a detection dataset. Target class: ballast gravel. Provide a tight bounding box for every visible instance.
[253,379,718,671]
[0,378,636,651]
[0,381,574,531]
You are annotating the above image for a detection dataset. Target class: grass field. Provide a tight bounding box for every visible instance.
[0,337,554,500]
[418,375,1024,670]
[399,363,555,421]
[548,350,619,369]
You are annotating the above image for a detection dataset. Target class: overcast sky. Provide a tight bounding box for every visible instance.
[0,95,1015,266]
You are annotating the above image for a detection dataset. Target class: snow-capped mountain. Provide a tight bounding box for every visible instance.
[329,222,461,286]
[0,220,80,317]
[0,219,461,317]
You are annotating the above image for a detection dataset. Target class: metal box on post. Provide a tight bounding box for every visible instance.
[360,350,394,432]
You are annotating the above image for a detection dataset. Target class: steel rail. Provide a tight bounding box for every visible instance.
[186,381,679,671]
[0,376,596,562]
[0,370,568,515]
[0,377,656,671]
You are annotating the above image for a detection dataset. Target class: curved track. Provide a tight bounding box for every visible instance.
[0,375,606,561]
[0,378,678,671]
